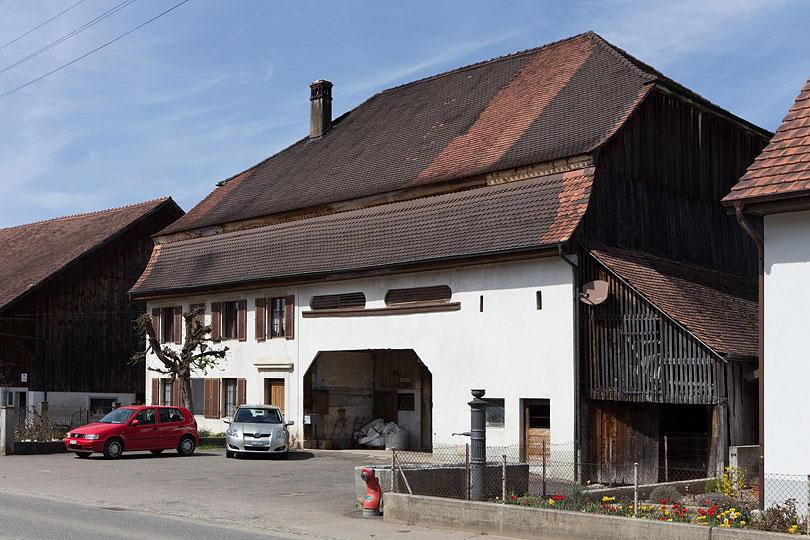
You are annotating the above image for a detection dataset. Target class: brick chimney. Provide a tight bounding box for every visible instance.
[309,79,333,139]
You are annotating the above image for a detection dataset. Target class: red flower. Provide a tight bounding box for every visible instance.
[705,500,711,506]
[511,495,516,500]
[611,508,616,512]
[658,516,665,521]
[601,504,607,509]
[661,499,668,504]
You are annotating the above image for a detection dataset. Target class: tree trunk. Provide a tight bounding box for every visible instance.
[180,376,194,414]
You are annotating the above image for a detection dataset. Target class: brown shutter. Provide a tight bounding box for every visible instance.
[255,298,266,342]
[151,307,161,344]
[151,378,159,405]
[204,378,221,418]
[285,295,294,339]
[172,379,181,407]
[237,299,247,341]
[236,378,246,406]
[210,302,221,340]
[173,306,182,344]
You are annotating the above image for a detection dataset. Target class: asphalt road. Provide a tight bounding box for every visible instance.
[0,447,519,540]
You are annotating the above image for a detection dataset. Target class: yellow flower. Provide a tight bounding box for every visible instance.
[664,510,670,516]
[548,499,554,504]
[667,519,673,522]
[740,521,746,526]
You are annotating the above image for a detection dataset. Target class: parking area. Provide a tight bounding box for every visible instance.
[0,448,520,539]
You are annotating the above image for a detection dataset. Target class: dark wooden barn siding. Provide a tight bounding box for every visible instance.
[583,89,769,277]
[0,206,181,397]
[579,251,721,405]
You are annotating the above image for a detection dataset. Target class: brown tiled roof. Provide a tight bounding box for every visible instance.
[724,76,810,204]
[588,246,757,357]
[0,199,178,311]
[130,169,594,295]
[160,32,665,236]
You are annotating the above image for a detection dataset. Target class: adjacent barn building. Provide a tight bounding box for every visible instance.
[0,199,183,424]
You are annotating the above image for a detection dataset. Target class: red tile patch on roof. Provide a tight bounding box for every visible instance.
[588,246,757,357]
[158,32,668,237]
[0,199,176,311]
[131,169,594,296]
[724,76,810,204]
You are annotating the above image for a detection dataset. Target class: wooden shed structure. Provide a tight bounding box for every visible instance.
[0,199,183,419]
[579,246,758,484]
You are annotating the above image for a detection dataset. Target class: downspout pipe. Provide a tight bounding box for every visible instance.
[558,243,580,480]
[734,204,764,455]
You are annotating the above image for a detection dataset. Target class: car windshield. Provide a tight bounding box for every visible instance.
[98,408,137,424]
[234,408,282,424]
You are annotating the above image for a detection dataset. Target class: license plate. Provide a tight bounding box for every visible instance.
[69,440,76,445]
[249,441,265,446]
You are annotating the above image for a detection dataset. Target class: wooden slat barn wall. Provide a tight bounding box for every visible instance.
[582,89,769,277]
[579,251,721,406]
[0,205,181,399]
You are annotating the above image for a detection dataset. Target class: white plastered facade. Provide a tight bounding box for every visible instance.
[145,256,576,449]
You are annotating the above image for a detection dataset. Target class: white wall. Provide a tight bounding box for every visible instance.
[764,210,810,478]
[146,256,576,448]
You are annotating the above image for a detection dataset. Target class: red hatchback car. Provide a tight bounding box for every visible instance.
[64,405,199,459]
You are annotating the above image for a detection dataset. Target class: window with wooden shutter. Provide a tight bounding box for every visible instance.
[151,308,161,344]
[385,285,452,306]
[223,378,237,417]
[210,302,221,340]
[269,297,285,338]
[151,378,159,406]
[237,299,247,341]
[236,378,246,407]
[285,295,294,339]
[255,298,266,341]
[204,378,220,418]
[172,379,181,407]
[173,306,182,344]
[310,292,365,310]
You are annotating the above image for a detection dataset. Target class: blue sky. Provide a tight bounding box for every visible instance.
[1,0,808,228]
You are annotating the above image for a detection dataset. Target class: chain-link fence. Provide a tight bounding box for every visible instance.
[389,444,810,516]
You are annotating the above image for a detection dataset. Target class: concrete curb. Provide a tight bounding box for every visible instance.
[383,493,797,540]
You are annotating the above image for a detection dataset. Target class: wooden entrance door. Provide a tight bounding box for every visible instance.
[264,379,285,415]
[523,399,550,462]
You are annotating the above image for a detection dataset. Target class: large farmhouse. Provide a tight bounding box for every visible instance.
[131,32,769,478]
[0,199,183,424]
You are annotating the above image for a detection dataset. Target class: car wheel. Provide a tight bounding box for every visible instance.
[74,452,90,458]
[103,438,124,459]
[177,436,195,456]
[149,449,164,455]
[226,450,234,458]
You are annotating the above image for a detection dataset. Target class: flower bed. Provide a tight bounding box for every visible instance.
[506,492,806,535]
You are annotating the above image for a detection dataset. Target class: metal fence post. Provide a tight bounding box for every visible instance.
[609,438,613,487]
[465,443,470,500]
[542,439,547,498]
[758,455,765,511]
[502,454,507,503]
[634,462,638,518]
[391,449,396,493]
[664,435,669,483]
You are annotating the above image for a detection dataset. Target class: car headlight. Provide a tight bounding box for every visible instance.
[84,434,100,440]
[226,428,237,437]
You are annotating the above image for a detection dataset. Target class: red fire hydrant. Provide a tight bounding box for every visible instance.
[360,467,382,517]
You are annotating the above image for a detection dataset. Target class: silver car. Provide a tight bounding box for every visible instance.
[224,405,293,459]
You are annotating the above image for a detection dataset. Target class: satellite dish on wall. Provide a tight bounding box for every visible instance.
[580,280,609,305]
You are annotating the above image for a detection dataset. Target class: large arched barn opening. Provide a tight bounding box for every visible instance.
[302,349,432,451]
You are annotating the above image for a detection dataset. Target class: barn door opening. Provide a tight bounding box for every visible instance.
[302,349,432,450]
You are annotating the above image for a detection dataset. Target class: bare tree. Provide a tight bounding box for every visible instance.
[131,305,228,413]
